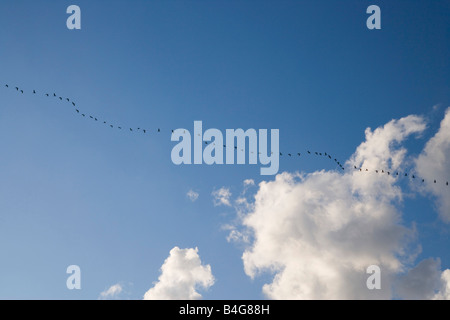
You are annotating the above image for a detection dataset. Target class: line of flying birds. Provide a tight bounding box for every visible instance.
[3,83,449,188]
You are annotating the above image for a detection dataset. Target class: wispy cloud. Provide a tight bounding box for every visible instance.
[212,187,232,207]
[187,189,199,202]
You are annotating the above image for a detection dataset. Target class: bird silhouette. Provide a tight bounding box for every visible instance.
[297,153,301,156]
[72,102,76,106]
[15,87,18,91]
[33,90,36,94]
[143,130,146,133]
[76,109,79,113]
[288,153,292,156]
[158,128,160,132]
[45,94,49,96]
[59,97,62,100]
[90,116,93,119]
[5,84,8,87]
[82,114,85,117]
[130,128,133,131]
[307,151,311,154]
[110,125,113,128]
[66,98,69,102]
[118,127,122,129]
[20,90,23,93]
[53,93,56,97]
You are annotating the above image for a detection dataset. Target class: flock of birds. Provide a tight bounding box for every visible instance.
[2,83,449,189]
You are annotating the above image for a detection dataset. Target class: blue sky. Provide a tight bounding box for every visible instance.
[0,0,449,299]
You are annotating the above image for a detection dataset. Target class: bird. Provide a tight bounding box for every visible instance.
[307,151,311,154]
[82,114,85,117]
[103,121,107,124]
[53,93,56,97]
[45,93,49,96]
[157,128,160,132]
[89,116,93,119]
[118,127,122,129]
[280,152,283,156]
[387,172,390,175]
[66,98,70,102]
[328,155,331,159]
[354,166,357,169]
[5,84,8,87]
[130,128,133,131]
[20,90,23,93]
[72,102,76,106]
[412,175,415,179]
[94,118,97,121]
[33,90,36,94]
[446,182,448,186]
[297,153,301,156]
[434,180,437,183]
[288,153,292,157]
[59,97,62,100]
[143,129,146,133]
[205,141,208,145]
[76,109,79,113]
[315,152,318,155]
[422,179,425,183]
[171,130,174,133]
[110,125,113,128]
[324,152,327,156]
[405,173,408,177]
[15,87,18,91]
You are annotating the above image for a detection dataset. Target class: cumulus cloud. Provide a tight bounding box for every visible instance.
[99,283,123,300]
[396,258,442,299]
[187,190,199,202]
[415,107,450,222]
[143,247,214,300]
[226,113,449,299]
[433,269,450,300]
[212,187,232,207]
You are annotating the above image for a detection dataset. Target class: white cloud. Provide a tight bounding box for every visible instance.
[433,269,450,300]
[99,283,123,300]
[227,114,437,299]
[415,107,450,222]
[243,179,255,187]
[143,247,215,300]
[187,190,199,202]
[212,187,232,207]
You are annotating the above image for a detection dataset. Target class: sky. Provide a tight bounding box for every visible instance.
[0,0,449,299]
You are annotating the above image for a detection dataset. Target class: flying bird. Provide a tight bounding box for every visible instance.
[157,128,160,132]
[20,90,23,93]
[15,87,18,91]
[53,93,56,97]
[72,102,76,106]
[76,109,79,113]
[5,84,8,87]
[143,130,146,133]
[297,153,301,156]
[45,94,49,96]
[82,114,85,117]
[33,90,36,94]
[66,98,70,102]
